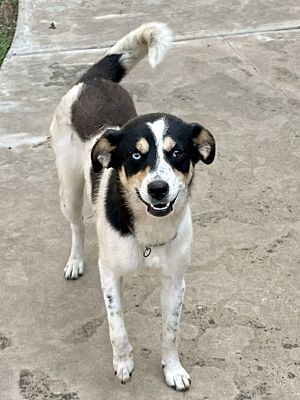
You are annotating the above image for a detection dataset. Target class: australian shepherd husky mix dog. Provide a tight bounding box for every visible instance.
[51,22,215,391]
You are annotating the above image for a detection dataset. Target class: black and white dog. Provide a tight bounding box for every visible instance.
[50,22,215,391]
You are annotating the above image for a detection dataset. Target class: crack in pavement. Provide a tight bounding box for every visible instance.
[225,40,290,99]
[8,23,300,58]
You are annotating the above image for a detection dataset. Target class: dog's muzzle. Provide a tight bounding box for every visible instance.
[136,187,178,217]
[147,180,169,201]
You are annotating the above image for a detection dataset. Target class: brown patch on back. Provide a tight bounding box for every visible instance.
[163,136,176,152]
[119,166,151,190]
[71,79,137,142]
[136,138,149,154]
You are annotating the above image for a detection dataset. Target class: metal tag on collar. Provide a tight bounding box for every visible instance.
[143,245,152,257]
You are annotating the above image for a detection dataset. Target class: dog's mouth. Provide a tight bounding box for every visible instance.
[136,190,177,217]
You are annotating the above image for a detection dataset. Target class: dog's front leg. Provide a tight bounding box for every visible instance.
[99,265,134,383]
[161,274,191,391]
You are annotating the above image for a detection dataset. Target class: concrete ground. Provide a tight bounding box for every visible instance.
[0,1,299,399]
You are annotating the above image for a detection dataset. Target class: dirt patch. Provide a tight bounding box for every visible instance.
[66,318,103,343]
[45,63,89,87]
[0,333,11,350]
[19,369,79,400]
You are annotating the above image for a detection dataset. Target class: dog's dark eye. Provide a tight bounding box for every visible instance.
[132,152,142,160]
[172,149,184,159]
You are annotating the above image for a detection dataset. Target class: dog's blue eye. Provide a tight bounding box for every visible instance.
[172,149,184,159]
[132,152,141,160]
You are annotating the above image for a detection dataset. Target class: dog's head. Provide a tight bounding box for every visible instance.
[91,113,215,217]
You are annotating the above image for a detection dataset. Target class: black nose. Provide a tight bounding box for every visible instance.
[148,180,169,201]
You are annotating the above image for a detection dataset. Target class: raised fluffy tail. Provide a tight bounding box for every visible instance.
[107,22,173,70]
[79,22,173,84]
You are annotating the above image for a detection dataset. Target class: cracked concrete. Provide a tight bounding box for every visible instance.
[0,1,299,399]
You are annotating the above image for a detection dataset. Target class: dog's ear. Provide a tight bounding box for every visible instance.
[190,123,215,165]
[91,128,122,173]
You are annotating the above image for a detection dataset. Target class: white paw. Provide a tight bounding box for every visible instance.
[114,357,135,384]
[163,362,191,391]
[64,258,84,280]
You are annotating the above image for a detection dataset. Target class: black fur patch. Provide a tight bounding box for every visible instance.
[105,170,134,236]
[162,115,197,173]
[102,112,214,181]
[109,117,159,177]
[90,167,102,203]
[78,54,126,84]
[161,115,215,169]
[71,79,137,142]
[96,114,214,234]
[110,113,199,177]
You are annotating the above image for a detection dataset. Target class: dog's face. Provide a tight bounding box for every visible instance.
[92,113,215,217]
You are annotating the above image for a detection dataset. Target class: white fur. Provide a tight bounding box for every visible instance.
[51,112,192,389]
[161,275,191,390]
[96,157,192,391]
[99,267,134,383]
[95,179,192,389]
[51,24,192,391]
[50,83,86,279]
[107,22,173,70]
[138,118,182,206]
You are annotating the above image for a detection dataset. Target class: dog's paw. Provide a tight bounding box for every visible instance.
[163,362,191,391]
[114,357,135,384]
[64,258,84,280]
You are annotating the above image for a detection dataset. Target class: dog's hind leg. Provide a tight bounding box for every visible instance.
[52,132,85,279]
[58,163,85,280]
[51,84,86,279]
[161,274,191,391]
[99,265,134,383]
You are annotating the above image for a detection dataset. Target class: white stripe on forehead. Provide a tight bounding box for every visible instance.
[146,118,166,147]
[146,118,172,177]
[139,118,180,201]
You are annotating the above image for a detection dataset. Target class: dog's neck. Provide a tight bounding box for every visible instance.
[133,214,178,246]
[129,195,188,249]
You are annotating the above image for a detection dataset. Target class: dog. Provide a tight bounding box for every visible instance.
[50,22,215,391]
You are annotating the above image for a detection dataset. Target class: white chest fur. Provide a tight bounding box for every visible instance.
[97,201,193,275]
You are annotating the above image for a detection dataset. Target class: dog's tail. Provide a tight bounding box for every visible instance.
[79,22,173,84]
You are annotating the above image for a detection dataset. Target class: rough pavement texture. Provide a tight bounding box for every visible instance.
[0,1,299,399]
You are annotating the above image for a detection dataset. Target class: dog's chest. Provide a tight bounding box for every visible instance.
[98,216,193,275]
[110,237,189,272]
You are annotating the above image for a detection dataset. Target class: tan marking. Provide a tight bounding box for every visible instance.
[119,165,128,188]
[175,162,194,185]
[119,166,151,191]
[193,128,214,161]
[193,128,211,145]
[99,137,115,152]
[163,136,176,152]
[186,162,194,184]
[91,136,115,169]
[136,138,149,154]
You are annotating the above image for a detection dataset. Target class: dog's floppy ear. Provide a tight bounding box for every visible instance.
[91,128,122,173]
[190,123,215,165]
